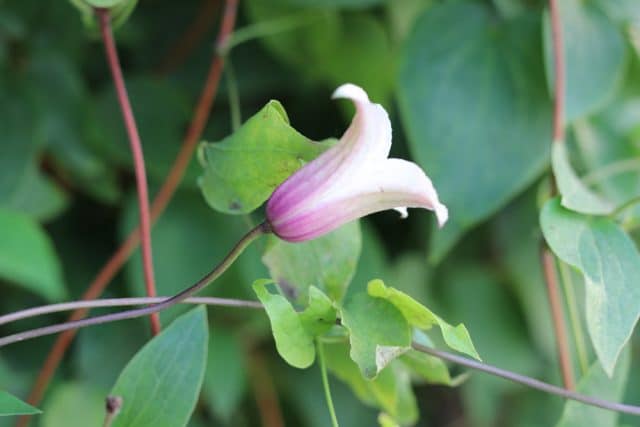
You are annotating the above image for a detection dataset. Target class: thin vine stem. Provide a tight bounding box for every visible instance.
[20,0,239,419]
[0,297,262,327]
[317,340,340,427]
[4,291,640,416]
[219,13,317,54]
[558,260,589,375]
[0,222,268,349]
[97,7,160,335]
[411,343,640,416]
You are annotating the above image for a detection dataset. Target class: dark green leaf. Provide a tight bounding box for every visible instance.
[41,383,104,427]
[398,1,552,261]
[202,326,247,422]
[0,391,41,417]
[253,279,315,369]
[543,0,627,121]
[245,2,394,104]
[110,307,208,427]
[262,221,361,305]
[556,347,630,427]
[340,292,411,378]
[94,77,192,187]
[541,198,640,375]
[0,208,65,301]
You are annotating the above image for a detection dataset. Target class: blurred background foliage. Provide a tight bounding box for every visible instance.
[1,0,640,426]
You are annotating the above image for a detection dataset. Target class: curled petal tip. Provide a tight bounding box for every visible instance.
[434,203,448,228]
[331,83,370,104]
[394,207,409,219]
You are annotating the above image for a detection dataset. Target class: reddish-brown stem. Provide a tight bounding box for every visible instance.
[97,8,161,336]
[549,0,565,142]
[157,0,219,74]
[542,248,575,390]
[16,1,238,425]
[248,349,285,427]
[544,0,574,392]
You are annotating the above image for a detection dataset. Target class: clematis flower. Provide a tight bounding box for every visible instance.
[266,83,448,242]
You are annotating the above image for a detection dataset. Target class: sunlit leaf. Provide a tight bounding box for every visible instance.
[253,279,315,369]
[367,279,480,360]
[199,100,333,215]
[340,292,411,378]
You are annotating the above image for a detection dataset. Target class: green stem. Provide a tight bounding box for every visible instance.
[610,195,640,219]
[0,222,270,348]
[558,260,589,375]
[225,54,242,132]
[220,13,317,54]
[317,340,339,427]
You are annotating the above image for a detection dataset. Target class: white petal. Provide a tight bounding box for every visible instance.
[332,83,392,164]
[394,207,409,218]
[362,158,448,227]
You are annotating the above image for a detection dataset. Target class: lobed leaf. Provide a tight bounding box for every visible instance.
[367,279,480,360]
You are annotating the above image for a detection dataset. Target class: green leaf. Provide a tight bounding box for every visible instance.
[84,0,126,6]
[572,90,640,225]
[552,142,613,215]
[340,292,411,378]
[541,198,640,375]
[252,279,315,369]
[198,100,333,215]
[399,349,457,387]
[322,342,417,425]
[75,319,147,390]
[0,208,66,301]
[202,326,247,422]
[299,286,337,336]
[245,2,394,104]
[543,0,627,121]
[110,307,208,427]
[278,0,383,7]
[367,279,480,360]
[0,391,41,417]
[41,383,104,427]
[1,165,68,222]
[556,347,630,427]
[0,89,68,221]
[262,221,361,305]
[398,1,552,261]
